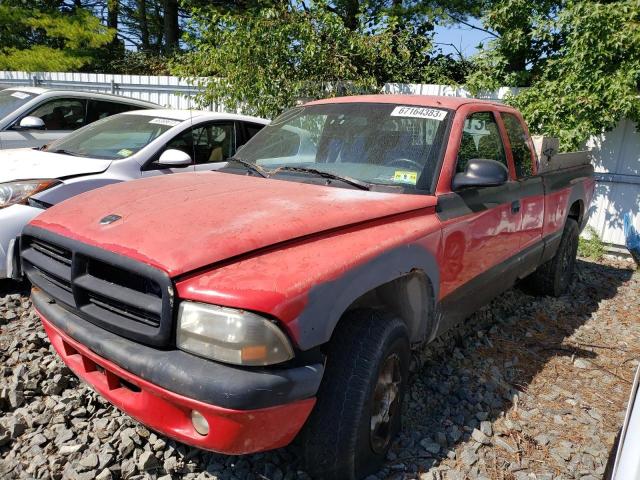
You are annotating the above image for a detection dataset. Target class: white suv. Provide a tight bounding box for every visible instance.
[0,87,159,149]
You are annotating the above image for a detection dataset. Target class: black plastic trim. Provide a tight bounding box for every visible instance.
[21,225,175,347]
[33,289,324,410]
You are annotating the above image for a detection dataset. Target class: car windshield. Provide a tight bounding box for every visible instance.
[0,90,35,119]
[234,103,450,191]
[45,114,180,159]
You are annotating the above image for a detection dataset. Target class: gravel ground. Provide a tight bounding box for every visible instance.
[0,256,638,480]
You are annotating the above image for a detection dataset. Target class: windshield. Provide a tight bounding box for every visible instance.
[45,114,180,159]
[0,90,35,119]
[235,103,450,191]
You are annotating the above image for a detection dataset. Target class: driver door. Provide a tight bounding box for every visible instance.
[437,109,522,330]
[141,125,202,177]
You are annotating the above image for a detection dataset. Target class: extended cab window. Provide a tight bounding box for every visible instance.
[456,112,507,173]
[502,112,535,177]
[25,98,86,131]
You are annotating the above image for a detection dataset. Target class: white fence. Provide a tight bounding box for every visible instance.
[1,72,638,251]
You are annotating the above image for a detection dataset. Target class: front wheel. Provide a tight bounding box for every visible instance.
[528,217,579,296]
[299,310,410,479]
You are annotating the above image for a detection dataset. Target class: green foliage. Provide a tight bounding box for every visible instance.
[578,226,606,260]
[102,51,173,75]
[173,1,460,118]
[466,0,563,92]
[468,0,640,150]
[509,0,640,150]
[0,4,114,71]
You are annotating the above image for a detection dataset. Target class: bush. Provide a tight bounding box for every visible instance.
[578,226,605,260]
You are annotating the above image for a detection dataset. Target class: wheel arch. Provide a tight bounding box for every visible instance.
[294,245,440,350]
[345,269,436,344]
[568,198,584,225]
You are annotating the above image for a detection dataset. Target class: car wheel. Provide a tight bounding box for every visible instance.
[300,310,410,480]
[528,218,579,297]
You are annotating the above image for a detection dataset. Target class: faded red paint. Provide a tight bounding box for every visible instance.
[30,172,438,277]
[308,94,502,110]
[41,312,315,454]
[176,208,442,344]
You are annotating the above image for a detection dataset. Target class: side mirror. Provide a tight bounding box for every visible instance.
[18,116,45,130]
[452,159,508,190]
[157,149,192,167]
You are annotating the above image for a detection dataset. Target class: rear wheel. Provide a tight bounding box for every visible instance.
[528,218,579,296]
[300,310,410,480]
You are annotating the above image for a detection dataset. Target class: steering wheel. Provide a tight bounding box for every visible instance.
[384,158,422,171]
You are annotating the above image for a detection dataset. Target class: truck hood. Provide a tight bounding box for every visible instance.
[0,148,111,183]
[30,172,438,276]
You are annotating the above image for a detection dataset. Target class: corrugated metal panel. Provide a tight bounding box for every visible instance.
[586,119,640,247]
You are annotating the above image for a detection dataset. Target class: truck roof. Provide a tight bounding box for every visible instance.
[308,94,505,110]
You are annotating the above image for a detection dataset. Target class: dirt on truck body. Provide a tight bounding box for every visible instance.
[21,95,594,479]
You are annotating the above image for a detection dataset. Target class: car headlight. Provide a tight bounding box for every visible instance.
[176,302,295,366]
[0,180,59,208]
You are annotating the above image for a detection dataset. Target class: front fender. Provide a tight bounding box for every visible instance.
[176,211,442,350]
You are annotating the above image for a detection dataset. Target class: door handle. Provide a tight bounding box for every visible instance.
[511,200,521,214]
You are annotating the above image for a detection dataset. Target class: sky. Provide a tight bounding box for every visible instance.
[433,19,493,59]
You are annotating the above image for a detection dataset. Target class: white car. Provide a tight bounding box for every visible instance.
[0,109,268,279]
[606,365,640,479]
[0,87,159,149]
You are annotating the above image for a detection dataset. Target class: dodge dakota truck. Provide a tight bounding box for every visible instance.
[21,95,594,479]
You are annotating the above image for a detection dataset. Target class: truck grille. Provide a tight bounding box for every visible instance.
[21,230,174,347]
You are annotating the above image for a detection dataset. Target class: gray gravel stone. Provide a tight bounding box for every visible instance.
[460,448,479,466]
[0,257,636,480]
[471,428,491,445]
[138,450,160,472]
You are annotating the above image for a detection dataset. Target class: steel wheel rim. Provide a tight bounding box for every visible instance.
[370,353,402,454]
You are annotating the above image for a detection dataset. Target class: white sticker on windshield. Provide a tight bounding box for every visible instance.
[149,118,180,127]
[390,106,447,121]
[11,91,31,100]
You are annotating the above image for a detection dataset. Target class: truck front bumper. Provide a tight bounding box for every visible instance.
[33,290,322,454]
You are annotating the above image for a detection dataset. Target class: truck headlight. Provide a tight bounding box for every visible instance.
[0,180,59,208]
[176,302,295,366]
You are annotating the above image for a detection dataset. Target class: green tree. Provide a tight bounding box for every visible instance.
[0,2,114,71]
[465,0,564,91]
[509,0,640,149]
[173,0,461,117]
[465,0,640,150]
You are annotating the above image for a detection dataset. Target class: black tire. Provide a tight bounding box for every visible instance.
[528,218,579,296]
[299,310,410,480]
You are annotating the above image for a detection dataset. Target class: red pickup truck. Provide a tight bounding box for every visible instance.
[21,95,594,479]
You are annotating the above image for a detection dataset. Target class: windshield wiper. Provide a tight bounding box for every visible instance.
[51,149,83,157]
[227,157,269,178]
[272,166,371,191]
